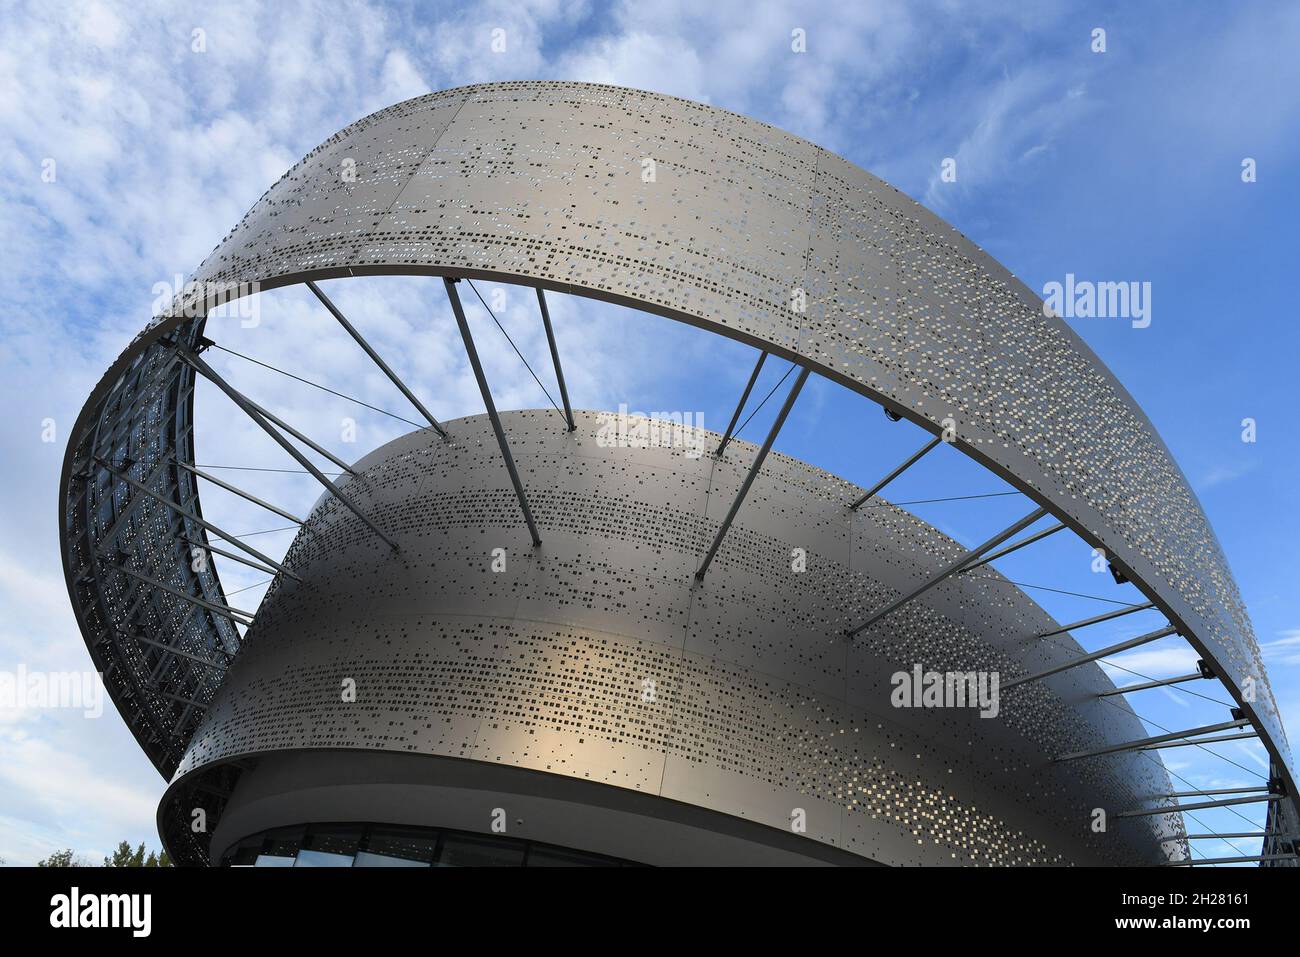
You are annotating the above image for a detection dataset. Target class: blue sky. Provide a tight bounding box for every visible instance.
[1,0,1298,865]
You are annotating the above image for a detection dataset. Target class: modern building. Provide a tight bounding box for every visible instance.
[62,81,1296,866]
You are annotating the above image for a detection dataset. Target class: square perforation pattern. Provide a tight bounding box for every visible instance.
[174,412,1178,866]
[160,81,1280,765]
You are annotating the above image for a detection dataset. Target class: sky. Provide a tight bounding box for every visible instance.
[1,0,1298,866]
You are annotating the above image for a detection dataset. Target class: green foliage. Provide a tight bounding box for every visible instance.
[104,840,171,867]
[33,841,170,867]
[104,840,144,867]
[37,849,86,867]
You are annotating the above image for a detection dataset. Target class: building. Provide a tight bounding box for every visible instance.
[61,81,1296,866]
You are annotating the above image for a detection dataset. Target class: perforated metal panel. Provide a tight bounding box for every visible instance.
[58,81,1292,862]
[161,413,1179,866]
[151,81,1284,779]
[61,320,237,774]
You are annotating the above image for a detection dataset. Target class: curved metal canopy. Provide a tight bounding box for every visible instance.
[60,80,1294,830]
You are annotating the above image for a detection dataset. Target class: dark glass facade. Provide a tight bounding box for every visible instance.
[220,822,643,867]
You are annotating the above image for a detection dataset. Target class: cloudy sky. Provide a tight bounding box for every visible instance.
[1,0,1298,866]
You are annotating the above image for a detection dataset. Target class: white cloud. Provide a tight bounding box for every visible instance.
[560,31,710,103]
[1262,631,1300,666]
[2,0,1298,865]
[1197,459,1258,491]
[0,724,159,865]
[1101,644,1202,680]
[922,66,1094,213]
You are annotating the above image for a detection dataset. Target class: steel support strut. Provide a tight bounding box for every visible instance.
[1055,717,1251,762]
[445,278,541,546]
[1168,853,1298,866]
[129,631,227,671]
[716,350,767,456]
[535,288,575,432]
[696,366,811,581]
[1098,670,1207,697]
[100,456,173,546]
[177,346,399,551]
[113,563,255,624]
[958,522,1066,574]
[1140,731,1258,751]
[95,458,300,581]
[1038,601,1156,638]
[175,460,304,525]
[849,436,942,510]
[237,392,357,476]
[1118,794,1282,819]
[845,505,1049,638]
[1163,786,1270,798]
[180,536,283,578]
[307,279,448,439]
[1001,624,1179,691]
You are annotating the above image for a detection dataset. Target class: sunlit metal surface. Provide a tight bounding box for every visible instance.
[59,81,1295,864]
[161,415,1179,866]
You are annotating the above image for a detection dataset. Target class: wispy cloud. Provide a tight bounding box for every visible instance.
[1261,631,1300,666]
[1196,459,1258,491]
[1101,644,1202,680]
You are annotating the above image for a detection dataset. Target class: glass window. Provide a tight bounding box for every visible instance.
[353,851,430,867]
[526,846,611,867]
[227,843,261,867]
[222,822,642,867]
[303,825,362,858]
[294,848,355,867]
[358,826,438,865]
[261,825,304,859]
[437,833,526,867]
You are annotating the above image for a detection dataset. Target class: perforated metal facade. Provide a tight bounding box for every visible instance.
[161,414,1177,866]
[59,81,1294,865]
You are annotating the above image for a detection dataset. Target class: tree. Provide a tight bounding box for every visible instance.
[104,840,145,867]
[37,849,90,867]
[104,841,171,867]
[34,843,170,867]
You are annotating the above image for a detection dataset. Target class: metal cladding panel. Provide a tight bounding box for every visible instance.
[166,413,1179,866]
[59,323,239,776]
[151,80,1282,778]
[55,82,1291,860]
